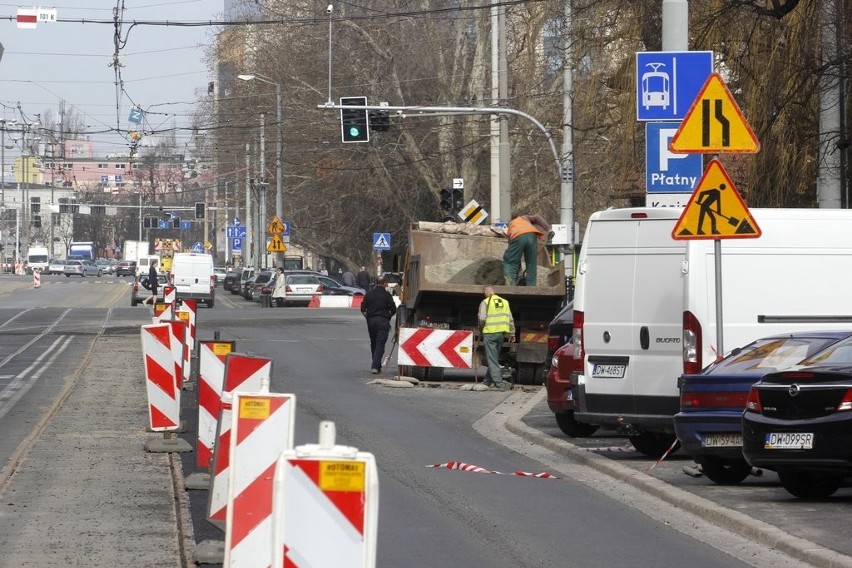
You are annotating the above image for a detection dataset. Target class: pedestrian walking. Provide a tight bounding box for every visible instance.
[360,276,397,374]
[271,267,286,307]
[478,285,515,390]
[143,260,159,306]
[342,268,356,287]
[355,265,371,290]
[502,213,552,286]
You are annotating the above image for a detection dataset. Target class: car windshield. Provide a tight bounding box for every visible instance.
[707,336,844,375]
[797,336,852,366]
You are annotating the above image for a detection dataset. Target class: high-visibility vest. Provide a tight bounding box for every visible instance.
[507,217,543,240]
[482,294,512,334]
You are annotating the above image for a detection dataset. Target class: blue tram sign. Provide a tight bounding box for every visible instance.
[636,51,713,122]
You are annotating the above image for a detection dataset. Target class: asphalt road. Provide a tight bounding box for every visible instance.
[0,274,849,567]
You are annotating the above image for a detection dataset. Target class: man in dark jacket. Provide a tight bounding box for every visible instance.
[360,276,397,373]
[355,266,371,290]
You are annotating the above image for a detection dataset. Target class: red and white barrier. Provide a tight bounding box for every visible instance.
[196,340,235,468]
[272,421,379,568]
[163,285,176,305]
[154,302,174,323]
[177,299,197,353]
[141,323,181,431]
[397,328,474,368]
[33,269,41,288]
[166,319,189,385]
[305,295,366,308]
[207,354,274,529]
[224,391,296,567]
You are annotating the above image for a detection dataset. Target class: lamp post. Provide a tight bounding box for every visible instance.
[237,74,283,224]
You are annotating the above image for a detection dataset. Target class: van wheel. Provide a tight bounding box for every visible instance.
[696,456,752,485]
[629,432,679,458]
[208,298,214,308]
[131,297,138,307]
[778,469,843,499]
[554,411,598,437]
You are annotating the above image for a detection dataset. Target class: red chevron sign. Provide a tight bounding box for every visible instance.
[398,327,473,368]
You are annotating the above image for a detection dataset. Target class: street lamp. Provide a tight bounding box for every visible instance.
[238,74,283,224]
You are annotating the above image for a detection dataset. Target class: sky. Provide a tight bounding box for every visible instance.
[0,0,223,160]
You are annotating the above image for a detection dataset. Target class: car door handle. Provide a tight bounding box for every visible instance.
[640,326,650,350]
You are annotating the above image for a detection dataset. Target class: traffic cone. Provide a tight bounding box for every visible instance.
[307,294,321,308]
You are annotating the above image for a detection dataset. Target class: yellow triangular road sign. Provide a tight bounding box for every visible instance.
[672,159,761,240]
[267,234,287,252]
[267,215,285,234]
[670,73,760,154]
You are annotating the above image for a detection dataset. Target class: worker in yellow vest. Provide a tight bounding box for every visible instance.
[478,285,516,390]
[503,213,551,286]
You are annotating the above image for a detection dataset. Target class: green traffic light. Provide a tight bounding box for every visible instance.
[349,126,361,138]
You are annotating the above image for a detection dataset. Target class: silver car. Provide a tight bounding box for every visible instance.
[64,259,102,277]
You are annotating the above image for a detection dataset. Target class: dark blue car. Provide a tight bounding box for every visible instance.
[674,331,852,485]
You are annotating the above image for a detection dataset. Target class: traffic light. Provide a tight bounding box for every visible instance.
[452,188,464,211]
[340,96,369,143]
[172,216,180,229]
[370,109,390,132]
[195,202,205,219]
[33,215,41,228]
[439,188,453,212]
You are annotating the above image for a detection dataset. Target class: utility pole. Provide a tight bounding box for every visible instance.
[245,143,252,267]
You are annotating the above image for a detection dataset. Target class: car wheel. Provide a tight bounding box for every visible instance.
[208,298,214,308]
[554,411,598,438]
[777,469,844,499]
[97,271,102,277]
[629,432,680,458]
[696,456,752,485]
[65,274,70,278]
[131,296,138,307]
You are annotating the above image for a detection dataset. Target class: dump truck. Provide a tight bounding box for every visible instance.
[399,221,567,384]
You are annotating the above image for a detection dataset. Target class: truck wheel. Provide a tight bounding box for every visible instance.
[696,456,752,485]
[628,432,679,458]
[515,363,542,386]
[554,411,598,437]
[778,469,843,499]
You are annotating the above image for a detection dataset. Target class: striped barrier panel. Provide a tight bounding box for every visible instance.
[154,302,174,323]
[224,391,296,567]
[207,354,273,529]
[163,285,176,304]
[196,340,235,469]
[141,323,181,431]
[307,296,363,308]
[272,421,379,568]
[177,299,197,354]
[166,319,188,387]
[397,328,474,368]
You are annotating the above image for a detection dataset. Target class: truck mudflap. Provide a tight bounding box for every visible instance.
[515,332,548,363]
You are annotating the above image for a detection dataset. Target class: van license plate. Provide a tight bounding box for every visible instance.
[702,433,742,447]
[591,364,625,378]
[765,432,813,450]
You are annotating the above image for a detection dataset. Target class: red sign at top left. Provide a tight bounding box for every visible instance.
[17,8,57,29]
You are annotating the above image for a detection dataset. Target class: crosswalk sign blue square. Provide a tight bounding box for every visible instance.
[373,232,391,250]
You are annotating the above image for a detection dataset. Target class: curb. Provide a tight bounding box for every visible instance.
[504,389,852,568]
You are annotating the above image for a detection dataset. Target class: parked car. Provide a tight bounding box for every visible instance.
[236,267,256,296]
[544,303,573,379]
[64,259,102,277]
[317,275,364,296]
[115,260,137,277]
[222,268,241,292]
[742,334,852,498]
[214,266,228,286]
[242,275,258,300]
[546,341,598,437]
[275,273,324,306]
[95,258,115,275]
[675,331,852,485]
[47,258,67,275]
[249,271,275,301]
[131,273,168,306]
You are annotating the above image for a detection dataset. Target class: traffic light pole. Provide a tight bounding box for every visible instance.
[318,101,575,270]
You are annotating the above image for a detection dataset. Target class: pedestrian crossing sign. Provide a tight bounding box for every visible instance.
[373,232,391,250]
[672,159,761,240]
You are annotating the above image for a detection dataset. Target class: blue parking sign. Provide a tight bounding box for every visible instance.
[645,122,703,193]
[636,51,713,121]
[232,237,242,251]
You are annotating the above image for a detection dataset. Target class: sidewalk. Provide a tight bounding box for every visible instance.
[0,331,184,568]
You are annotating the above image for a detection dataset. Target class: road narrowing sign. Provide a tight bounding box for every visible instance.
[669,73,760,154]
[672,159,761,240]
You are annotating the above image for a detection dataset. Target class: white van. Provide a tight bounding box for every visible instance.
[571,207,852,456]
[169,253,215,307]
[136,255,161,277]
